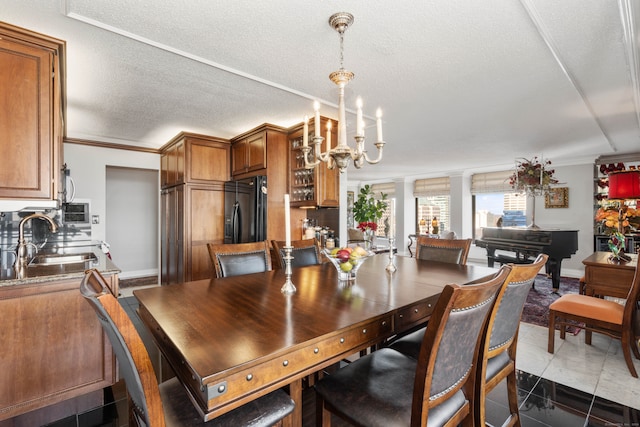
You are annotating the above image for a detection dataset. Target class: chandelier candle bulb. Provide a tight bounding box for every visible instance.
[284,194,291,247]
[314,101,321,137]
[326,120,332,148]
[376,108,383,142]
[356,97,364,136]
[303,115,309,147]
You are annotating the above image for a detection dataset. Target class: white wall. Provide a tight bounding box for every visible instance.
[106,166,159,279]
[64,143,161,278]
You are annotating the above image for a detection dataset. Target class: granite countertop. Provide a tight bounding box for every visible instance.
[0,245,120,287]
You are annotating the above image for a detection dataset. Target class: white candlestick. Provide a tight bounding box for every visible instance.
[376,108,383,142]
[389,200,395,238]
[356,97,364,136]
[314,101,321,137]
[326,120,332,148]
[284,194,291,247]
[303,115,309,147]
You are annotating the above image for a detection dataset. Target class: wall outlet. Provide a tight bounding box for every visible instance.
[92,215,99,224]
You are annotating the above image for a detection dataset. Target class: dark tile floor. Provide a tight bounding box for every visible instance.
[41,296,640,427]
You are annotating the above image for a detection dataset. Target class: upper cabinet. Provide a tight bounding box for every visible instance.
[0,22,65,202]
[288,117,340,208]
[160,132,230,188]
[231,130,267,177]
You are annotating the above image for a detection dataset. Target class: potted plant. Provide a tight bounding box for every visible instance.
[353,185,388,248]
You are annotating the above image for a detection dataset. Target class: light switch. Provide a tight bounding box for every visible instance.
[92,215,99,224]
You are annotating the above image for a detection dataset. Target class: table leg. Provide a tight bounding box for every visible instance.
[284,378,302,427]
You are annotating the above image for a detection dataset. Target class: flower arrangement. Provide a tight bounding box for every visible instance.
[357,221,378,232]
[509,157,559,195]
[353,184,388,231]
[595,206,640,235]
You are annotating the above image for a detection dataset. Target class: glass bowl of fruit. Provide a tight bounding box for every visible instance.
[323,246,374,282]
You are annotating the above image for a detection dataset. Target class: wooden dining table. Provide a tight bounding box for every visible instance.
[134,254,497,425]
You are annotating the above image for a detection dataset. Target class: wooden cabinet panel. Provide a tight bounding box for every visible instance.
[190,142,229,182]
[161,185,184,286]
[0,23,65,201]
[231,130,267,177]
[160,132,229,188]
[0,274,118,420]
[187,185,225,281]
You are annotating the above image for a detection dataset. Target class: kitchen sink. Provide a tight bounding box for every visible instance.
[29,252,98,266]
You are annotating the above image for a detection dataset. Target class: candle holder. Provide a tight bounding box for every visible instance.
[280,246,297,295]
[385,237,397,273]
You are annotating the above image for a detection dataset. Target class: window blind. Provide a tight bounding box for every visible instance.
[371,182,395,197]
[471,170,514,194]
[413,177,450,197]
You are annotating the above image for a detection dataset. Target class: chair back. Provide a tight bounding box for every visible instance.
[271,238,321,269]
[207,241,272,278]
[485,254,548,358]
[411,265,511,424]
[415,236,471,264]
[474,254,547,425]
[623,258,640,330]
[80,269,166,427]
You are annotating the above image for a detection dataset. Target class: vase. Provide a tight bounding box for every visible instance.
[364,229,376,250]
[528,195,540,229]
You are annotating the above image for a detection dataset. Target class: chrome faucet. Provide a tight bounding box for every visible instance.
[15,213,59,268]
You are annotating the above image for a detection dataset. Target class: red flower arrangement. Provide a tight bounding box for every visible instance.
[357,221,378,232]
[509,157,559,195]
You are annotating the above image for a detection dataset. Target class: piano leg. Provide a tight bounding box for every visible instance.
[547,258,561,291]
[486,248,496,268]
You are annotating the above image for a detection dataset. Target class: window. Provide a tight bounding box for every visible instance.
[414,177,450,234]
[471,171,525,239]
[371,183,395,237]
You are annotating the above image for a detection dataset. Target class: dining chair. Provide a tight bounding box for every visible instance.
[271,238,322,269]
[207,241,272,278]
[80,269,295,427]
[415,235,471,265]
[474,253,548,427]
[548,258,640,377]
[387,255,547,427]
[314,265,512,427]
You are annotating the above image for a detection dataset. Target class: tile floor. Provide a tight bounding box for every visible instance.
[43,289,640,427]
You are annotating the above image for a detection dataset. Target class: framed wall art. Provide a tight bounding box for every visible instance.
[545,187,568,208]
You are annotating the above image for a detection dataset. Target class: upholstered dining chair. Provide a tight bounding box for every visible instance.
[415,235,472,265]
[207,241,272,278]
[388,255,547,427]
[548,259,640,377]
[80,269,295,427]
[271,238,322,269]
[314,265,512,427]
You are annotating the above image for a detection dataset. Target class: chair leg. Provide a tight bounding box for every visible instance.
[505,369,521,427]
[585,330,592,345]
[316,394,332,427]
[548,311,556,353]
[622,331,639,378]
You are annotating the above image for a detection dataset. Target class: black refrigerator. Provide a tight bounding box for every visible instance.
[224,176,267,243]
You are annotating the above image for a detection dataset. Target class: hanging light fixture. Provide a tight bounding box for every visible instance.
[301,12,385,173]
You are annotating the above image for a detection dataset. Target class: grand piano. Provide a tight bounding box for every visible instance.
[475,227,578,290]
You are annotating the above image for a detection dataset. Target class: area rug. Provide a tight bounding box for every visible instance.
[521,274,582,333]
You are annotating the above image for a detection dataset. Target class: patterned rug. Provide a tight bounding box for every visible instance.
[521,274,582,333]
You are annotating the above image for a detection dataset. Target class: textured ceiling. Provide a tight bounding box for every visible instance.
[2,0,640,182]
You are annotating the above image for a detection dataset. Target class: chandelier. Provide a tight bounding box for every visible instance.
[301,12,385,173]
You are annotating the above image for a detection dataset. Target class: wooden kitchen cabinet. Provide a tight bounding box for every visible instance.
[0,272,118,421]
[231,130,267,177]
[160,133,230,284]
[0,22,65,201]
[160,132,230,187]
[161,184,225,284]
[288,117,340,208]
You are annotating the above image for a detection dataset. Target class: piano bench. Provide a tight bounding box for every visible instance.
[489,255,534,266]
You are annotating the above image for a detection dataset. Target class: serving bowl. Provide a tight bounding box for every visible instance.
[323,247,374,282]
